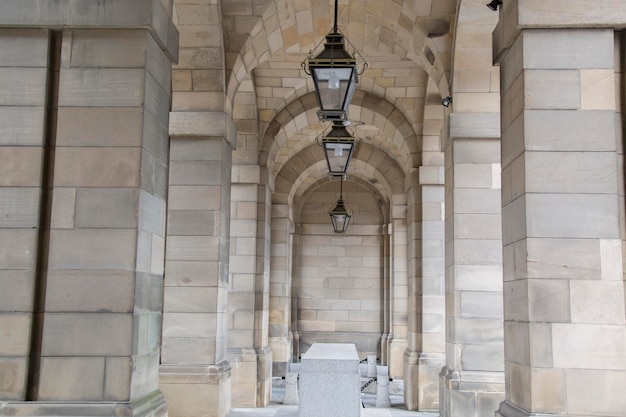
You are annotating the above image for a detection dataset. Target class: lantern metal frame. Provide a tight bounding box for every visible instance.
[320,122,356,178]
[328,176,352,234]
[301,0,367,122]
[487,0,502,11]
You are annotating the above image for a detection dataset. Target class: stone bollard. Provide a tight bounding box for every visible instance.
[367,355,377,377]
[375,366,391,408]
[283,372,299,405]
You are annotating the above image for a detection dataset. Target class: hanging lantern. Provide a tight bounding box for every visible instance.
[329,177,352,234]
[301,0,367,122]
[322,123,356,177]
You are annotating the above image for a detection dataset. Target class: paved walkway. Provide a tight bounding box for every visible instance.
[227,384,438,417]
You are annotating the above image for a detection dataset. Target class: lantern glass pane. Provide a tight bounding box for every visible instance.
[331,214,345,232]
[323,141,353,174]
[314,67,353,82]
[312,67,356,111]
[330,213,351,233]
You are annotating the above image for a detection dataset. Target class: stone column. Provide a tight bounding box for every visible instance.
[0,28,51,402]
[253,182,272,407]
[495,23,626,417]
[227,173,257,408]
[405,168,446,411]
[0,3,177,416]
[160,124,234,417]
[0,22,175,417]
[160,1,235,415]
[290,224,302,362]
[440,118,505,416]
[403,181,422,412]
[379,223,391,366]
[404,167,446,411]
[269,202,294,375]
[387,206,408,379]
[228,166,272,407]
[43,26,173,408]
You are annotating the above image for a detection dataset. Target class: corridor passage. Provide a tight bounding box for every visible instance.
[226,383,437,417]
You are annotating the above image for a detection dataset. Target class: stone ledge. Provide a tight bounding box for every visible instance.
[159,361,232,384]
[0,391,167,417]
[169,111,237,149]
[0,0,178,63]
[496,400,554,417]
[493,0,626,64]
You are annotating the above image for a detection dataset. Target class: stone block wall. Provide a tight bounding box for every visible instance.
[0,27,50,401]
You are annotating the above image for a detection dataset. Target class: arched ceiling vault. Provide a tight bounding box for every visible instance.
[259,91,421,178]
[222,0,457,114]
[273,142,404,220]
[221,0,471,215]
[291,173,391,225]
[252,59,429,142]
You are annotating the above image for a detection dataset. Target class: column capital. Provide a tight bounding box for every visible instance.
[0,0,178,62]
[493,0,626,64]
[169,111,237,150]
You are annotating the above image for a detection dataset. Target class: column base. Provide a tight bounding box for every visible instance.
[271,360,287,378]
[403,351,445,411]
[227,349,257,408]
[387,337,407,379]
[0,391,167,417]
[225,346,272,407]
[419,352,445,411]
[255,347,272,407]
[497,401,530,417]
[403,349,419,411]
[496,401,604,417]
[159,362,231,417]
[496,400,560,417]
[439,365,504,417]
[269,334,292,377]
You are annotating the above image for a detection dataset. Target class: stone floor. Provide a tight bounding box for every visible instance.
[226,380,438,417]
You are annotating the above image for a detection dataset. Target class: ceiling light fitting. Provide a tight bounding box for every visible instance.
[318,122,357,178]
[301,0,367,123]
[487,0,502,11]
[329,176,352,234]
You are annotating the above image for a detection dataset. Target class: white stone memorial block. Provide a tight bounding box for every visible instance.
[298,343,361,417]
